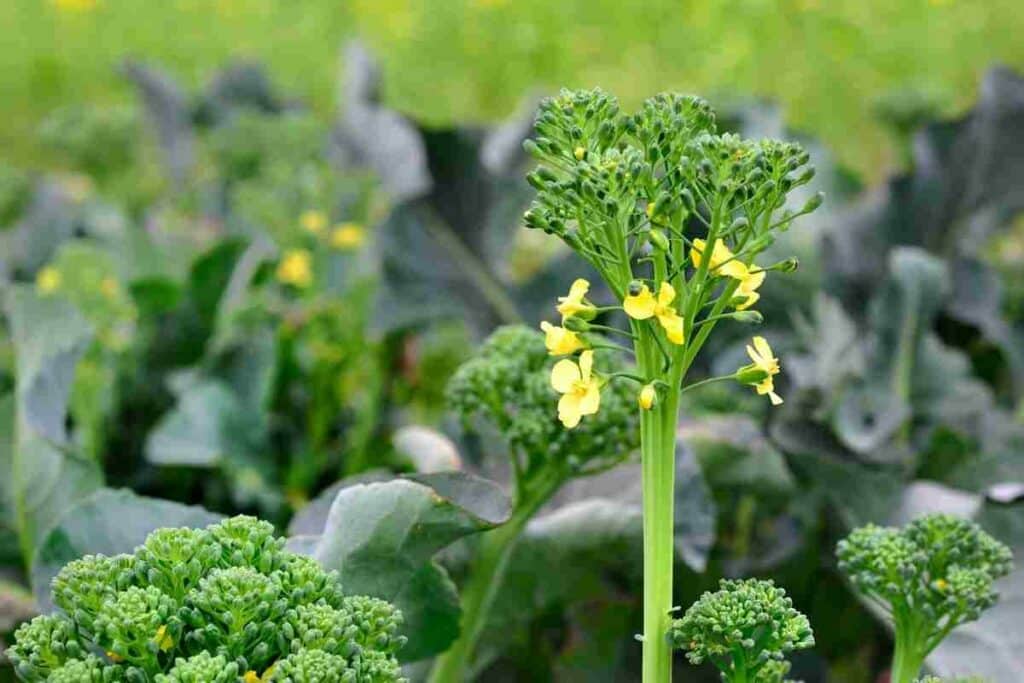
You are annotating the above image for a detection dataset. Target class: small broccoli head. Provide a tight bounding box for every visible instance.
[446,325,639,481]
[52,553,136,637]
[268,648,349,683]
[45,656,116,683]
[275,554,346,609]
[669,578,814,682]
[134,527,222,601]
[340,595,408,655]
[182,566,286,670]
[12,515,406,682]
[7,615,86,682]
[155,652,241,683]
[281,602,360,658]
[207,515,286,573]
[92,585,180,673]
[837,514,1012,649]
[837,514,1013,683]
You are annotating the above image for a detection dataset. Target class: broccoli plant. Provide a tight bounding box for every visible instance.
[668,578,814,683]
[427,325,639,682]
[521,88,820,681]
[836,514,1014,683]
[8,516,407,682]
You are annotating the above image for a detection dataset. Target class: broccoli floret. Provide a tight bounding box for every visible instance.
[134,527,222,601]
[7,615,86,681]
[47,655,123,682]
[93,585,180,673]
[281,603,360,658]
[11,515,406,683]
[207,515,286,573]
[668,578,814,683]
[52,553,136,638]
[182,566,286,670]
[340,596,407,655]
[268,648,349,682]
[345,649,407,683]
[446,325,639,481]
[275,554,346,609]
[836,513,1013,683]
[156,652,241,682]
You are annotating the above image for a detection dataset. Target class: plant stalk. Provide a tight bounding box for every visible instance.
[428,473,560,683]
[890,621,926,683]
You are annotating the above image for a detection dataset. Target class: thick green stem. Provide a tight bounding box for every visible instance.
[428,474,561,683]
[637,324,679,683]
[890,622,926,683]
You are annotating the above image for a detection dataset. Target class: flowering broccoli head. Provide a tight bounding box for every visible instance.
[446,325,639,483]
[668,578,814,683]
[836,513,1013,683]
[8,515,407,682]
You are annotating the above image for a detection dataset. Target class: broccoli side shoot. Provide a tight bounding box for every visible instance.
[668,578,814,683]
[7,515,408,683]
[836,513,1013,683]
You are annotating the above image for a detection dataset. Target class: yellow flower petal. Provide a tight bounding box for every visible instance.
[540,321,585,356]
[551,358,582,393]
[558,392,584,428]
[578,350,594,382]
[277,249,313,288]
[577,382,601,416]
[244,672,261,683]
[658,311,686,345]
[153,625,174,652]
[624,285,657,320]
[557,278,591,318]
[657,281,677,308]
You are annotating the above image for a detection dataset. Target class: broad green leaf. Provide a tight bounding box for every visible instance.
[6,286,102,560]
[30,488,222,611]
[681,415,796,497]
[145,379,265,467]
[313,472,510,661]
[0,393,13,527]
[392,425,462,473]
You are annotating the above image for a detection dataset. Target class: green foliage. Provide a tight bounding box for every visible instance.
[669,578,814,682]
[37,105,140,181]
[8,516,406,682]
[837,514,1014,683]
[0,162,32,227]
[447,325,639,484]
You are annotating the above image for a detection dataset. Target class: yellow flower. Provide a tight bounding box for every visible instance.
[36,266,62,295]
[623,282,685,345]
[106,651,124,663]
[244,672,260,683]
[744,336,783,405]
[276,249,313,288]
[100,276,120,300]
[690,238,747,279]
[573,146,586,161]
[551,350,601,428]
[300,210,327,235]
[152,625,174,652]
[691,238,766,310]
[639,383,657,410]
[51,0,98,12]
[556,278,594,319]
[540,321,586,356]
[330,222,366,250]
[734,269,765,311]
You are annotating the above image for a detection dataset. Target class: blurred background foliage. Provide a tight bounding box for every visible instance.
[2,2,1024,681]
[2,0,1024,179]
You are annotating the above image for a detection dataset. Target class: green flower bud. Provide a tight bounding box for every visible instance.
[802,191,824,214]
[734,364,769,385]
[648,229,670,252]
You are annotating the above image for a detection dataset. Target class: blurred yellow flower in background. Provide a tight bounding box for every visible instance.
[50,0,98,13]
[300,210,327,236]
[100,276,120,300]
[330,223,366,250]
[277,249,313,288]
[36,266,62,295]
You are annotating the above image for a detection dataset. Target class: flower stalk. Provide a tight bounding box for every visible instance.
[523,88,819,682]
